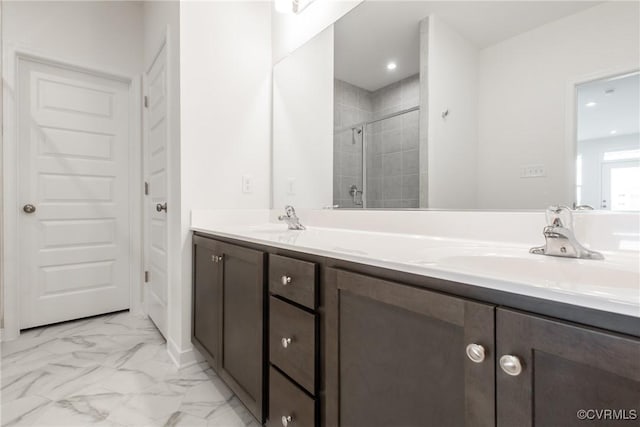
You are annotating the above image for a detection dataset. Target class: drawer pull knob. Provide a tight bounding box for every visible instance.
[281,337,292,348]
[281,275,292,285]
[466,343,485,363]
[499,355,523,376]
[281,415,293,427]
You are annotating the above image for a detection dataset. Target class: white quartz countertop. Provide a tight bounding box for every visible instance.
[191,211,640,318]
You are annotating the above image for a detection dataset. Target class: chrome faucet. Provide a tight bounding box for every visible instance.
[530,206,603,260]
[278,205,306,230]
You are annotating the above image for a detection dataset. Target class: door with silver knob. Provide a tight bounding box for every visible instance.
[143,41,170,338]
[17,56,132,330]
[496,308,640,427]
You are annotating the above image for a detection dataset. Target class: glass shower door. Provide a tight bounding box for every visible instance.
[364,109,420,208]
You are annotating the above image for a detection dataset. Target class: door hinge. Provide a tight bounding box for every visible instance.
[144,95,149,108]
[144,181,149,195]
[144,271,150,283]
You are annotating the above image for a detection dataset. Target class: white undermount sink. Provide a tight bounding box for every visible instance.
[436,254,640,301]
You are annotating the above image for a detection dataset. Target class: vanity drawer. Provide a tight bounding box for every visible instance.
[269,254,317,309]
[269,366,316,427]
[270,296,316,393]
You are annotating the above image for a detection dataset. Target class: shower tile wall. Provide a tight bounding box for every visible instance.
[334,79,372,208]
[367,74,420,208]
[334,74,420,208]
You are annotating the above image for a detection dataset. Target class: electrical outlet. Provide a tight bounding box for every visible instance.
[242,175,253,193]
[520,164,546,178]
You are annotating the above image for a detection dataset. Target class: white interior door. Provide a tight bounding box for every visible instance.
[601,160,640,211]
[18,58,131,329]
[144,43,169,338]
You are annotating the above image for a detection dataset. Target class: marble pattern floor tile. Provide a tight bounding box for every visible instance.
[1,312,257,427]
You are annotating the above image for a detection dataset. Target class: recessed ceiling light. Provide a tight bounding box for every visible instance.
[387,62,397,71]
[610,130,618,135]
[585,101,597,107]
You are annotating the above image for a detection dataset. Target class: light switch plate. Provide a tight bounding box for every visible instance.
[287,178,296,195]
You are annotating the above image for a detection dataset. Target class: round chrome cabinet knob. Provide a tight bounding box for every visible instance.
[499,355,523,376]
[281,337,292,349]
[466,343,485,363]
[23,204,36,214]
[281,275,292,286]
[281,415,293,427]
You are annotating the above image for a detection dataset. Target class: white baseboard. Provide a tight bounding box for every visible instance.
[166,337,203,368]
[0,327,19,342]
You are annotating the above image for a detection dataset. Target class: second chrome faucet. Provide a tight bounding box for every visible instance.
[530,205,604,260]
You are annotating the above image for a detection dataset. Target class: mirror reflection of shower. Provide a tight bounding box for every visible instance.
[333,76,421,209]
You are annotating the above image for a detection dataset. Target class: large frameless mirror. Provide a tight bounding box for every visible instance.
[272,1,640,210]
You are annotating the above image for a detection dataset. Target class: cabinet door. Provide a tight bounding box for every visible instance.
[325,269,495,427]
[218,242,266,423]
[497,308,640,427]
[192,237,222,370]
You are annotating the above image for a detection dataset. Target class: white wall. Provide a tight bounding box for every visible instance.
[476,1,640,209]
[143,1,183,361]
[2,1,143,77]
[273,27,334,209]
[176,1,272,359]
[426,15,479,209]
[272,0,362,63]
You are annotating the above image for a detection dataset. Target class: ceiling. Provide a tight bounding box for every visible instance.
[334,1,602,92]
[577,72,640,141]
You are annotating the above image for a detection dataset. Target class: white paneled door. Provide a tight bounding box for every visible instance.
[18,58,131,329]
[144,43,169,338]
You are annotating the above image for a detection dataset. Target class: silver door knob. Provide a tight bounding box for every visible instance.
[281,275,292,285]
[23,204,36,214]
[466,343,485,363]
[499,355,523,376]
[156,202,167,212]
[281,337,292,348]
[281,415,293,427]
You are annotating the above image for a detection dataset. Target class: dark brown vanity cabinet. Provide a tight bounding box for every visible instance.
[325,269,496,427]
[192,236,267,423]
[496,308,640,427]
[193,234,640,427]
